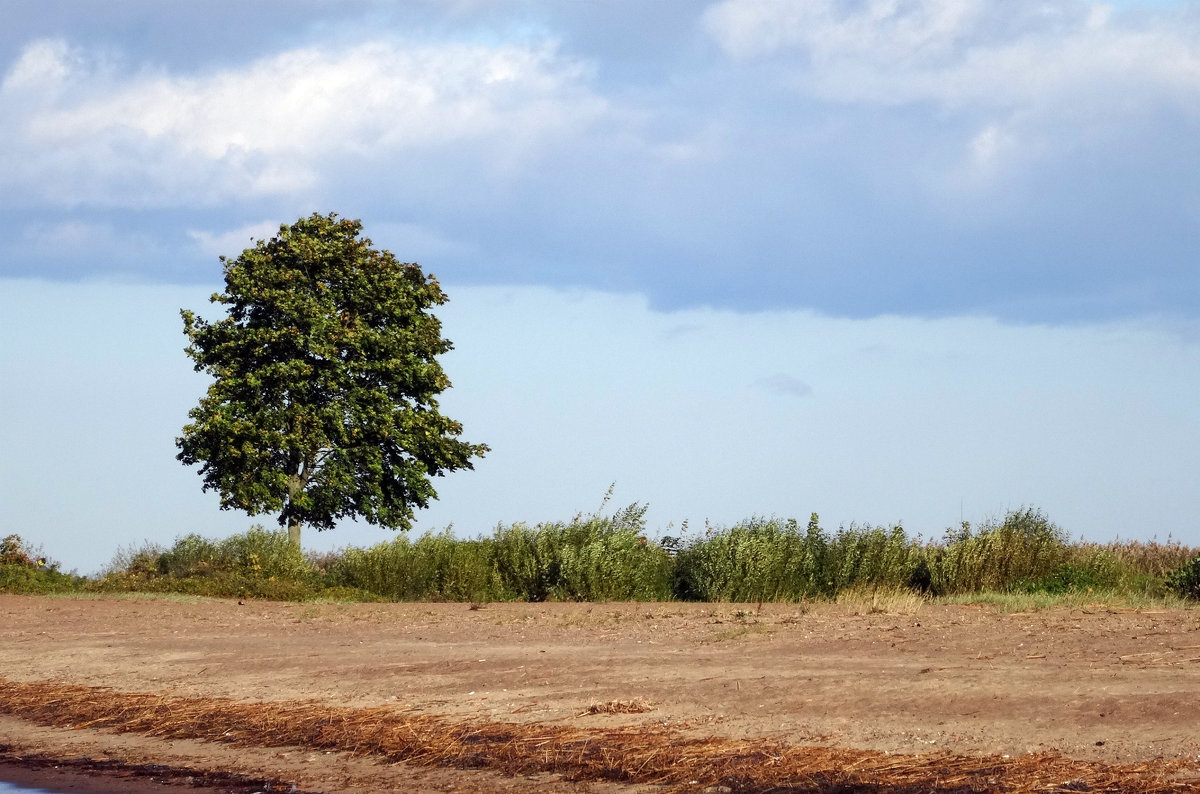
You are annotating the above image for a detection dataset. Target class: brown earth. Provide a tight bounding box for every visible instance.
[1,594,1198,792]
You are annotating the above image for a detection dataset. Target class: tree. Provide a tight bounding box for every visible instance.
[177,212,487,548]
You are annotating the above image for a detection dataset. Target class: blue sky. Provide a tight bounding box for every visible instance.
[2,0,1199,572]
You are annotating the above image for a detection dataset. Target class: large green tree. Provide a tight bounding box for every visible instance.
[177,212,487,548]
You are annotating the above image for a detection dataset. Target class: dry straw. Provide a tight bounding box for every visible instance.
[1,678,1196,793]
[578,698,655,717]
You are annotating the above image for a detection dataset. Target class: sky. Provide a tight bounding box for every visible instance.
[2,0,1199,573]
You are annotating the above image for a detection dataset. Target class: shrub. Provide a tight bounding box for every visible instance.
[553,504,673,601]
[672,515,921,602]
[0,562,87,594]
[220,526,310,580]
[672,516,819,602]
[152,533,222,577]
[94,527,317,598]
[489,522,561,602]
[1017,563,1112,595]
[925,509,1067,595]
[102,541,166,577]
[488,503,671,602]
[326,530,507,602]
[1166,555,1200,600]
[0,535,85,594]
[1,535,38,567]
[92,572,327,600]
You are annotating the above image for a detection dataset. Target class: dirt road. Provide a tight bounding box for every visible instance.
[1,595,1198,791]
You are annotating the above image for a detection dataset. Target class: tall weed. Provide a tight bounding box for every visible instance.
[328,531,506,601]
[924,508,1067,595]
[673,515,921,602]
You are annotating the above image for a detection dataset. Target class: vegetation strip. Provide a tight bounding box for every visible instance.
[7,506,1200,604]
[0,679,1196,793]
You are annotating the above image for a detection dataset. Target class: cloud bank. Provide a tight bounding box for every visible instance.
[2,1,1198,320]
[1,36,606,206]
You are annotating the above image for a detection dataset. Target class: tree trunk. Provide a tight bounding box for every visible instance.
[284,451,317,550]
[285,468,303,549]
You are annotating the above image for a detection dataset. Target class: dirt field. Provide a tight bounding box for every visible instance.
[1,594,1198,792]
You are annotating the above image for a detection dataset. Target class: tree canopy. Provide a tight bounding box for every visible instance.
[177,212,487,547]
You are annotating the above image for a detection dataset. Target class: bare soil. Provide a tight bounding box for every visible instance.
[1,595,1198,791]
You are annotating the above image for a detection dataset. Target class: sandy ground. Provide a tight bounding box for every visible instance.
[1,594,1198,791]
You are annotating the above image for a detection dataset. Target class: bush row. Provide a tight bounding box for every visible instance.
[5,509,1200,602]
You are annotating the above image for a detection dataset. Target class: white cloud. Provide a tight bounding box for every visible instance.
[702,0,1200,113]
[704,0,984,63]
[188,221,282,260]
[0,37,608,206]
[187,219,478,266]
[702,0,1200,190]
[946,121,1019,186]
[1,38,78,93]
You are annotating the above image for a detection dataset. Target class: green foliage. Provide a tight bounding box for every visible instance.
[488,504,672,602]
[92,527,323,599]
[538,504,673,601]
[221,526,313,580]
[1,534,41,567]
[135,527,310,579]
[177,212,487,546]
[0,563,87,594]
[1166,555,1200,600]
[672,515,922,602]
[327,531,507,602]
[93,572,324,600]
[328,504,673,602]
[102,541,167,578]
[19,505,1200,605]
[0,535,85,594]
[153,534,221,577]
[487,522,556,601]
[1016,563,1115,595]
[922,508,1067,595]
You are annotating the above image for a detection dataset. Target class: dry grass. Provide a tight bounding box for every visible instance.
[835,587,926,616]
[1,678,1198,792]
[1094,540,1199,579]
[578,698,654,716]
